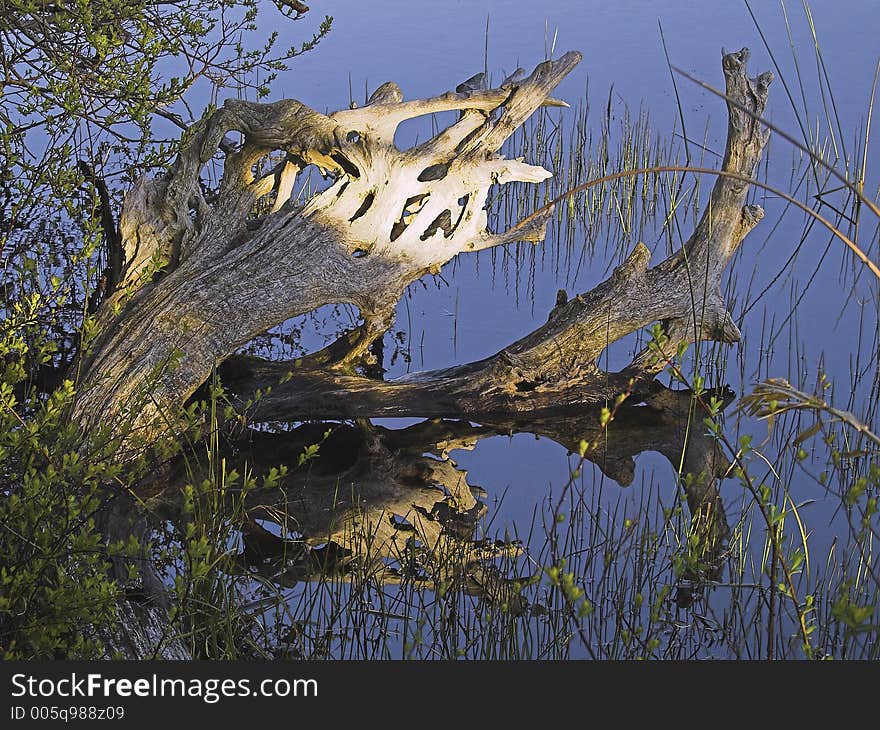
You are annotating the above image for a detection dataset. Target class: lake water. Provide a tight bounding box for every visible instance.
[235,1,879,658]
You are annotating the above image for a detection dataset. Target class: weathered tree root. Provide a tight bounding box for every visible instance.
[72,52,582,447]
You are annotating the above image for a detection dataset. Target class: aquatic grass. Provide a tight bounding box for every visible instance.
[138,2,880,661]
[156,401,876,659]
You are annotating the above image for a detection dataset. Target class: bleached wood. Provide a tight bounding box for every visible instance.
[221,49,773,423]
[72,53,582,445]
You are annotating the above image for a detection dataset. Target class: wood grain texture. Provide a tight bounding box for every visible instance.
[72,54,582,448]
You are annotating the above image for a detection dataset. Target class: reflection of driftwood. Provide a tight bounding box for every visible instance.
[219,384,732,609]
[478,383,734,550]
[223,421,527,612]
[220,50,771,428]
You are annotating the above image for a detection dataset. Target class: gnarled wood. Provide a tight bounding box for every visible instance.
[73,48,772,658]
[72,54,582,449]
[74,49,770,452]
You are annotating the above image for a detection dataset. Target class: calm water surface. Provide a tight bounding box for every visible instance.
[237,1,879,658]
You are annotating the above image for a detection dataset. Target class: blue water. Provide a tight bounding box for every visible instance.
[273,0,878,387]
[240,1,879,656]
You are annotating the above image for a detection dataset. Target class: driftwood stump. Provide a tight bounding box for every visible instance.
[71,48,773,658]
[75,48,770,439]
